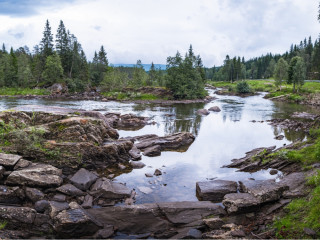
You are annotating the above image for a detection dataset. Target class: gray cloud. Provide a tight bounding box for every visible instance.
[8,30,24,39]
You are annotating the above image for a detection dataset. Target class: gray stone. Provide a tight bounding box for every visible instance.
[209,106,221,112]
[90,178,131,200]
[0,185,25,204]
[53,208,102,238]
[87,201,225,235]
[95,225,114,239]
[187,229,202,239]
[13,159,31,170]
[239,179,288,203]
[275,135,284,140]
[0,166,5,179]
[269,169,278,175]
[82,194,93,209]
[143,145,161,157]
[70,168,98,191]
[145,173,153,178]
[154,169,162,176]
[203,217,225,230]
[129,145,142,161]
[6,164,63,188]
[48,201,70,218]
[25,187,44,203]
[231,230,246,238]
[223,193,261,214]
[0,206,36,225]
[197,109,210,115]
[57,184,85,196]
[279,172,307,198]
[52,194,67,202]
[34,200,50,213]
[196,180,238,201]
[130,161,146,169]
[0,153,22,168]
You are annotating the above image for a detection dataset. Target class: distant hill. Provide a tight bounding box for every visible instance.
[111,64,166,71]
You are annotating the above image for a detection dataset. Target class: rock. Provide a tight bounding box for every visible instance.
[143,145,161,157]
[138,186,153,194]
[135,132,195,152]
[70,168,98,191]
[186,228,202,239]
[292,112,318,120]
[145,173,153,178]
[48,201,70,218]
[53,208,102,238]
[117,114,150,130]
[13,159,31,170]
[87,201,226,235]
[90,178,131,200]
[230,229,246,238]
[0,166,5,179]
[0,206,36,225]
[197,109,210,115]
[69,201,81,209]
[95,225,114,239]
[208,106,221,112]
[279,172,307,198]
[6,163,63,188]
[25,187,44,203]
[203,217,225,230]
[304,227,317,237]
[202,229,230,239]
[269,169,278,175]
[130,161,146,169]
[0,185,25,204]
[154,169,162,176]
[222,193,260,214]
[57,184,85,196]
[222,223,238,231]
[129,145,142,161]
[82,194,93,209]
[118,163,126,170]
[35,200,50,213]
[275,135,284,140]
[0,153,22,168]
[239,179,288,203]
[196,180,238,201]
[48,83,68,94]
[52,194,67,202]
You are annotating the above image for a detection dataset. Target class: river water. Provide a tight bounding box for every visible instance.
[0,90,317,203]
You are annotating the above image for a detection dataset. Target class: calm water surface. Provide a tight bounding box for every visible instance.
[0,90,317,203]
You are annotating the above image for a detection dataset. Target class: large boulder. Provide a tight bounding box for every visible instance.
[70,168,98,191]
[239,179,289,203]
[196,180,238,201]
[0,153,22,168]
[53,208,102,238]
[87,201,225,235]
[90,178,131,200]
[6,164,63,188]
[135,132,195,152]
[222,193,261,214]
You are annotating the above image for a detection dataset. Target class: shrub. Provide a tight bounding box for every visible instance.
[236,81,250,94]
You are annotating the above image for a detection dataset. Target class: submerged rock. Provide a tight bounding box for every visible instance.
[197,109,210,115]
[196,180,238,201]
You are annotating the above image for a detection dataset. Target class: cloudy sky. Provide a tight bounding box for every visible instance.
[0,0,318,66]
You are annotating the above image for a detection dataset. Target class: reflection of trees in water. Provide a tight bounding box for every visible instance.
[163,103,204,136]
[221,102,244,122]
[283,129,306,142]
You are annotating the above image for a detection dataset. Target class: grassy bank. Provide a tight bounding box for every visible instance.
[0,88,50,96]
[207,80,320,103]
[101,91,161,101]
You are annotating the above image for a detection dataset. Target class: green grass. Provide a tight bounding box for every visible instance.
[101,91,159,100]
[274,171,320,239]
[0,88,50,96]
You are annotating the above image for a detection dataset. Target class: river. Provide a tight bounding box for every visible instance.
[0,90,317,204]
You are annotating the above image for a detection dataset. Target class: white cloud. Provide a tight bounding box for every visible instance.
[0,0,318,66]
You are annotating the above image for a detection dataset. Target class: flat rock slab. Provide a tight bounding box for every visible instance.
[278,172,307,198]
[87,201,226,235]
[239,179,289,203]
[222,193,261,214]
[0,153,22,168]
[53,208,102,238]
[57,184,85,196]
[90,178,131,200]
[0,206,36,225]
[196,180,238,201]
[6,164,63,188]
[70,168,98,191]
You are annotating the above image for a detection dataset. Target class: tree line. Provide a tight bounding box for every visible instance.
[0,20,206,99]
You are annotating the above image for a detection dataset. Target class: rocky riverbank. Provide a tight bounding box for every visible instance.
[0,104,319,238]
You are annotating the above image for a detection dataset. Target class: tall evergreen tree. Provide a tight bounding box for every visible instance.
[40,20,54,59]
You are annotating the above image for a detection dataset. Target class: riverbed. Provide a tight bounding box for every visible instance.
[0,90,317,204]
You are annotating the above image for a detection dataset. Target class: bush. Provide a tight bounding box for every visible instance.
[236,81,251,94]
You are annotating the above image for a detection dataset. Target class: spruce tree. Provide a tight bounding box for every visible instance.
[40,20,54,59]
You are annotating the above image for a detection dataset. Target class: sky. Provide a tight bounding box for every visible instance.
[0,0,319,67]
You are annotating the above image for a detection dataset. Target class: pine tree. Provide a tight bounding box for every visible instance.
[40,20,54,59]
